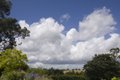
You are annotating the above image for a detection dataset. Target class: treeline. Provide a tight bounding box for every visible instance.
[0,48,120,80]
[25,48,120,80]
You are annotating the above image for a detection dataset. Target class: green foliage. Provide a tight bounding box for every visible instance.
[24,68,52,80]
[0,49,29,77]
[110,48,120,54]
[0,0,31,80]
[27,68,48,75]
[47,68,63,76]
[111,77,120,80]
[84,53,120,80]
[0,18,30,50]
[24,74,52,80]
[0,0,11,18]
[0,0,30,51]
[0,70,26,80]
[49,69,86,80]
[33,77,52,80]
[51,75,86,80]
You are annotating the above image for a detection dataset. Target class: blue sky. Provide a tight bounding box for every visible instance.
[11,0,120,31]
[12,0,120,69]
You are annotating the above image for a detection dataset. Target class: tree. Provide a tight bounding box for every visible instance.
[0,0,30,79]
[0,70,26,80]
[110,48,120,58]
[111,77,120,80]
[0,49,29,79]
[0,18,30,50]
[110,48,120,54]
[83,49,120,80]
[0,49,28,76]
[0,0,11,18]
[0,0,30,51]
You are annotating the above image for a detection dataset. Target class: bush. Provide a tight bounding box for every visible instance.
[111,77,120,80]
[51,75,86,80]
[0,71,26,80]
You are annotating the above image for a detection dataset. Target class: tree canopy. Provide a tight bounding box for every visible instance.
[0,49,28,79]
[0,18,30,50]
[0,0,30,51]
[0,0,11,18]
[83,49,120,80]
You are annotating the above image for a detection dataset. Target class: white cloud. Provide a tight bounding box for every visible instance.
[70,33,120,62]
[19,20,30,29]
[17,8,120,69]
[18,18,72,68]
[60,13,71,23]
[67,7,116,41]
[66,28,79,41]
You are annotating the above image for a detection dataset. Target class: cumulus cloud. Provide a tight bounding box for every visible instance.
[18,18,72,68]
[17,7,120,69]
[70,33,120,61]
[60,13,71,23]
[67,7,116,41]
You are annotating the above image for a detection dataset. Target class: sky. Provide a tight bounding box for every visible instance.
[10,0,120,69]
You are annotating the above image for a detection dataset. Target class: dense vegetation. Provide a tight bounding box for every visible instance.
[84,50,120,80]
[0,48,119,80]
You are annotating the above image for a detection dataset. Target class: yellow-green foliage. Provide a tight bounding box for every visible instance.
[0,70,26,80]
[0,49,29,80]
[111,77,120,80]
[0,49,28,71]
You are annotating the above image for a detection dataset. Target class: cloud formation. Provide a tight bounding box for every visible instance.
[17,8,120,69]
[60,13,71,23]
[66,7,116,41]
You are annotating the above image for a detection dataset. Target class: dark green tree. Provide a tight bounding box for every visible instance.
[84,49,120,80]
[0,0,11,18]
[110,48,120,54]
[110,48,120,58]
[0,0,30,51]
